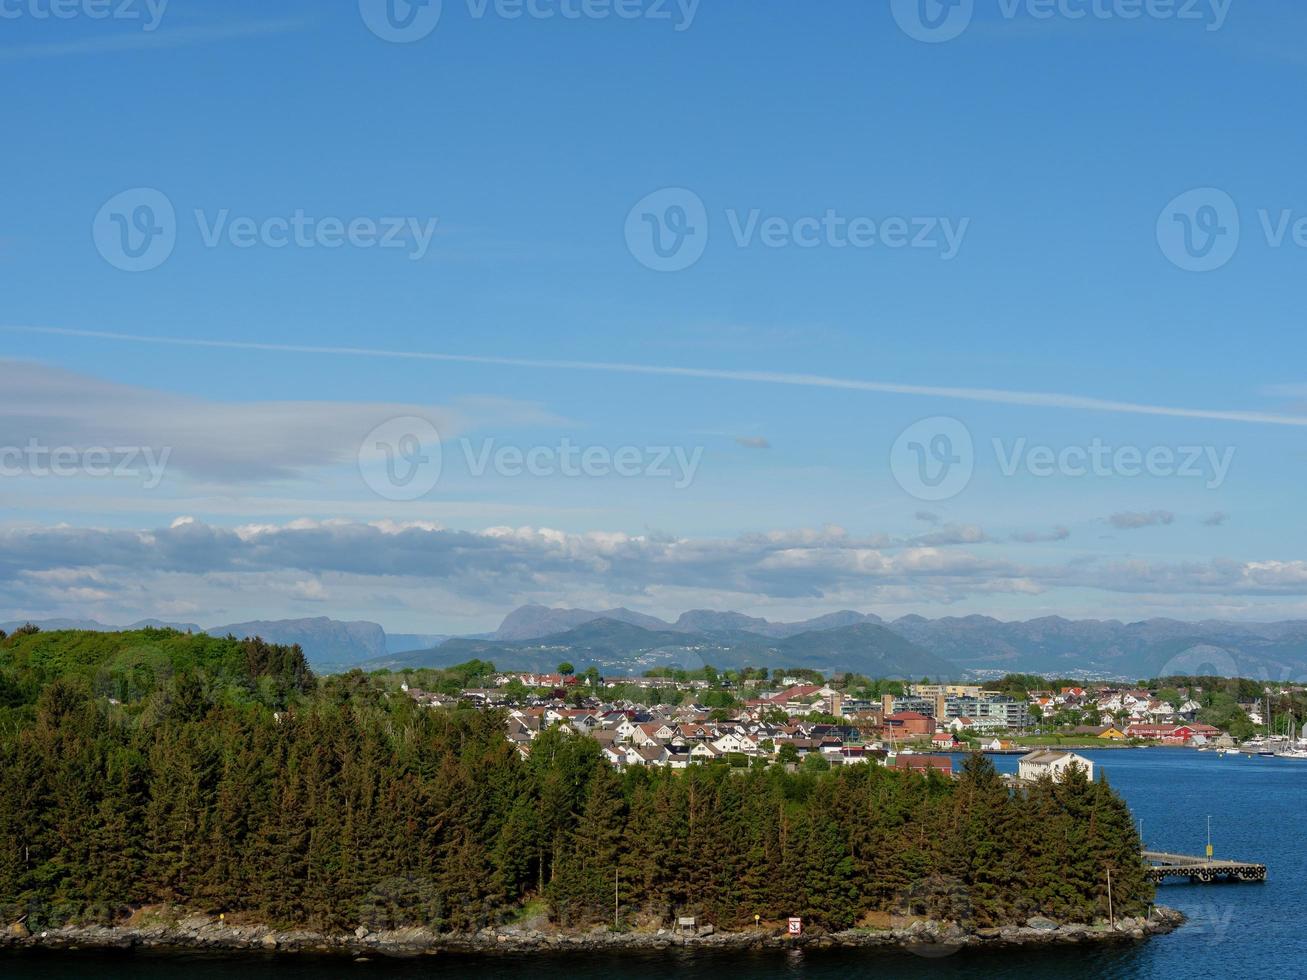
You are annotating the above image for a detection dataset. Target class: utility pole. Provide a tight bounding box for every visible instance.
[1206,814,1213,859]
[614,866,619,931]
[1106,868,1114,928]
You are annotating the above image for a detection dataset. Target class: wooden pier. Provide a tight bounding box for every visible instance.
[1142,850,1266,883]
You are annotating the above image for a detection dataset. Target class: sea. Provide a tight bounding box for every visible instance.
[4,748,1302,979]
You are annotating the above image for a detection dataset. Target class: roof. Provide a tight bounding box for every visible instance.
[892,755,953,772]
[770,684,823,703]
[1019,750,1088,765]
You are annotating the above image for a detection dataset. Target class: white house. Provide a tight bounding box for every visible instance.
[1018,750,1095,783]
[712,731,758,755]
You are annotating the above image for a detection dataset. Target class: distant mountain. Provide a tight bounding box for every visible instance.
[384,607,1307,680]
[768,610,886,638]
[366,617,953,680]
[887,615,1307,679]
[386,633,452,656]
[492,604,885,642]
[775,622,952,676]
[127,618,202,632]
[10,605,1307,679]
[671,609,772,634]
[492,604,670,641]
[206,617,387,672]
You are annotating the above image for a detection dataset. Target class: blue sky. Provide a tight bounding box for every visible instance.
[3,0,1307,632]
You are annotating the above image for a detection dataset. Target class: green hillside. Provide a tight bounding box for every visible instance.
[0,625,314,724]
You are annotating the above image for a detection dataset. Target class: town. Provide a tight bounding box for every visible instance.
[394,663,1288,776]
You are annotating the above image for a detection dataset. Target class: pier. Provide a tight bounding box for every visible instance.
[1142,851,1266,883]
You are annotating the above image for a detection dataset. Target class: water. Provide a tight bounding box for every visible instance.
[4,748,1302,978]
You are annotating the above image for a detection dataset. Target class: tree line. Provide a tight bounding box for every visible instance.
[0,629,1151,934]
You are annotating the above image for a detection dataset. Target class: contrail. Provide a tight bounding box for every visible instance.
[0,19,312,63]
[7,324,1306,427]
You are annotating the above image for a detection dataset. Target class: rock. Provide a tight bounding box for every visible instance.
[261,934,278,949]
[1026,916,1058,931]
[9,922,31,939]
[354,926,370,939]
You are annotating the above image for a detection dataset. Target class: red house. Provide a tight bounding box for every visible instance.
[892,754,954,776]
[1126,723,1196,743]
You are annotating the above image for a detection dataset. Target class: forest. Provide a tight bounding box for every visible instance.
[0,627,1151,934]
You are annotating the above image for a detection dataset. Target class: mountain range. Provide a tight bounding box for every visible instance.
[7,606,1307,680]
[367,617,954,679]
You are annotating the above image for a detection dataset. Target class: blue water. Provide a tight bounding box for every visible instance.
[3,749,1300,978]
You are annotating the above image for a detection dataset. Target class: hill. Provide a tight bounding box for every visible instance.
[205,616,386,672]
[365,617,953,679]
[0,626,313,716]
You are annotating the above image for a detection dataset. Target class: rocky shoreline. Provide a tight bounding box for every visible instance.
[3,908,1184,958]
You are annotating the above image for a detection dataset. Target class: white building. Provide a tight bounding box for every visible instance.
[1017,750,1095,783]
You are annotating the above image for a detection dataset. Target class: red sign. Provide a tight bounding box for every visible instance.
[787,917,802,936]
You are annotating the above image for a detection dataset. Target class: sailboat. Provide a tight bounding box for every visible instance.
[1258,695,1278,757]
[1278,715,1307,760]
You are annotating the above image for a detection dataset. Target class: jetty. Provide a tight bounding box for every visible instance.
[1142,850,1266,883]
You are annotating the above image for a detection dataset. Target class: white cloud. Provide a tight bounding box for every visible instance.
[6,518,1307,628]
[1108,510,1175,530]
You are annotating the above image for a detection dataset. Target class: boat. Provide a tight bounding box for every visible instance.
[1258,696,1278,755]
[1275,716,1307,758]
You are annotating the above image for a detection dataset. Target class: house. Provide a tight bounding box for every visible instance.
[931,732,959,750]
[712,731,758,755]
[613,717,640,742]
[689,742,721,763]
[1126,723,1195,743]
[836,745,882,765]
[623,745,660,767]
[1017,750,1094,783]
[1071,724,1125,740]
[600,745,627,768]
[632,722,676,746]
[891,754,954,776]
[662,744,692,769]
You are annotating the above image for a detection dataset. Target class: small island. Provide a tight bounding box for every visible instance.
[1,627,1173,958]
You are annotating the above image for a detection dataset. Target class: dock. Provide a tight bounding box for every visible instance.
[1142,850,1266,883]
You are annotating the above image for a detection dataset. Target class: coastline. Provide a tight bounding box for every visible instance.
[3,907,1185,958]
